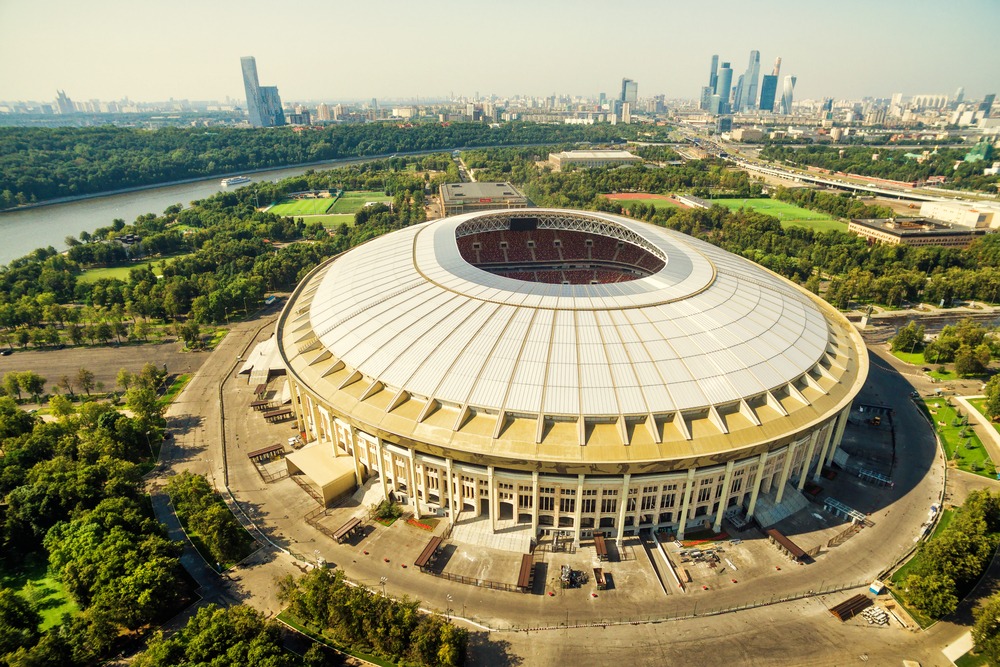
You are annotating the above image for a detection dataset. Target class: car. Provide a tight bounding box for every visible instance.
[0,348,11,355]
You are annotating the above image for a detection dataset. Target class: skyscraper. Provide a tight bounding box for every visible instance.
[981,94,996,118]
[701,55,720,111]
[715,62,733,114]
[620,78,638,106]
[54,90,75,114]
[733,75,745,113]
[740,50,761,111]
[241,56,285,127]
[780,75,797,115]
[758,57,781,113]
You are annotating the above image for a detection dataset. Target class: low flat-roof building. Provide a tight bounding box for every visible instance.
[919,201,997,228]
[438,182,528,218]
[848,217,989,248]
[548,150,642,171]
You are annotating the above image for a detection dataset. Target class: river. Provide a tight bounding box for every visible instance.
[0,157,380,266]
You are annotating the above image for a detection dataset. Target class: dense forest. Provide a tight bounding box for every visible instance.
[759,144,999,192]
[0,121,659,207]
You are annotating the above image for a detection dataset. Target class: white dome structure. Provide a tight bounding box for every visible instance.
[277,209,867,545]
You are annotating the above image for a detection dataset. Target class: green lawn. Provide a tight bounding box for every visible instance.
[328,191,392,214]
[924,398,996,477]
[315,214,357,228]
[158,374,191,408]
[0,555,79,629]
[891,349,958,381]
[267,198,335,216]
[712,197,846,232]
[77,251,195,284]
[955,650,989,667]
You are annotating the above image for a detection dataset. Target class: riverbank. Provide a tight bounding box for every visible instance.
[0,140,557,214]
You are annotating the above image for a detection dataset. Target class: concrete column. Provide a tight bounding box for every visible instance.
[488,466,498,532]
[289,380,306,434]
[826,408,850,465]
[309,397,321,442]
[677,468,697,540]
[798,431,819,491]
[531,471,540,536]
[712,460,736,533]
[775,443,797,504]
[615,473,631,546]
[746,453,769,519]
[348,428,364,487]
[813,422,835,481]
[573,474,585,547]
[473,474,481,517]
[407,448,421,519]
[376,437,389,501]
[445,458,455,521]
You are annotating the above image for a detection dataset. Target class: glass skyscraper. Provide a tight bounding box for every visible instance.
[241,56,285,127]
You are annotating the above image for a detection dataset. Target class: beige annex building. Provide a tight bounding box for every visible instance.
[276,209,868,546]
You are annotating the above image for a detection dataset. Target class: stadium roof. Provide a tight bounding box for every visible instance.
[299,210,855,422]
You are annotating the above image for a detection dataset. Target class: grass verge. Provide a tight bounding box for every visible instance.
[278,611,396,667]
[924,398,995,477]
[0,554,79,629]
[158,374,191,408]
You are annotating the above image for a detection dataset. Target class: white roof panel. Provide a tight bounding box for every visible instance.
[303,209,835,419]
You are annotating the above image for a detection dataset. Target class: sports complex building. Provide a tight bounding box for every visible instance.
[275,209,868,546]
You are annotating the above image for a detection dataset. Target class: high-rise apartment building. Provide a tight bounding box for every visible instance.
[780,75,797,115]
[317,103,331,121]
[241,56,285,127]
[620,78,638,106]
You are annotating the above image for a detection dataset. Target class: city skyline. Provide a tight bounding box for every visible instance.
[1,0,998,103]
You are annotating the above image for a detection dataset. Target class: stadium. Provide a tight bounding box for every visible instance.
[275,208,868,547]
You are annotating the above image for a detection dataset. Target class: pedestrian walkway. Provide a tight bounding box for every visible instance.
[450,515,533,552]
[942,630,973,664]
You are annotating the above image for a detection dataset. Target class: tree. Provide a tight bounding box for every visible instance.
[3,372,21,400]
[116,368,135,392]
[0,587,41,655]
[17,371,46,404]
[890,321,925,353]
[973,592,1000,665]
[76,368,95,396]
[179,320,201,349]
[49,394,75,418]
[58,374,74,398]
[124,385,163,426]
[902,573,959,618]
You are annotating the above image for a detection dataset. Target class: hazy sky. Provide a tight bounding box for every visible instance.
[1,0,997,104]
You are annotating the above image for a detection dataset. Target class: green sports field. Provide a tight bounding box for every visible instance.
[315,214,357,228]
[267,198,335,216]
[712,198,846,232]
[329,191,392,214]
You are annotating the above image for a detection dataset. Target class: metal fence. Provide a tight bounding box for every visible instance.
[426,569,524,594]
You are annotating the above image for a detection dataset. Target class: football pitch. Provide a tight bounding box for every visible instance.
[329,191,392,214]
[711,198,846,232]
[267,198,335,216]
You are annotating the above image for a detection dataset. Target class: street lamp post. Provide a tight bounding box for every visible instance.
[144,430,154,458]
[446,594,453,621]
[379,576,387,598]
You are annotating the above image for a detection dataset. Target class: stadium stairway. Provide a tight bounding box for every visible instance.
[751,483,812,528]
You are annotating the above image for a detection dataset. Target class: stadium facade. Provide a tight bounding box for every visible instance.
[276,209,867,545]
